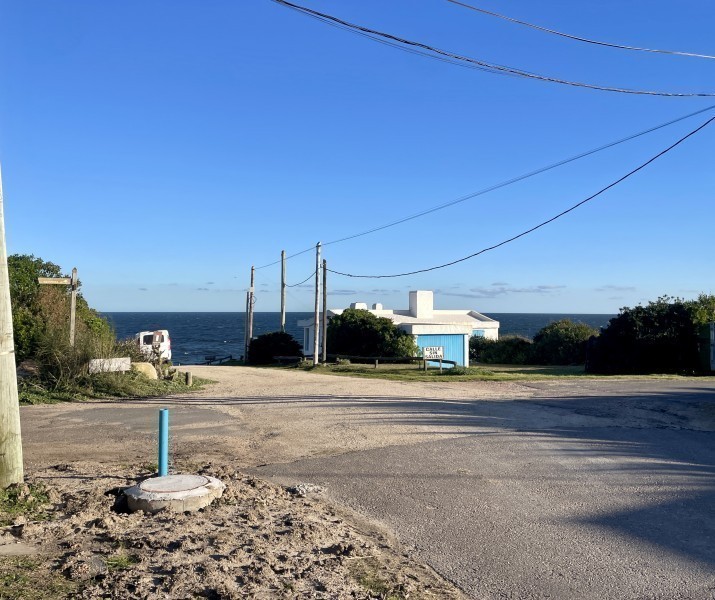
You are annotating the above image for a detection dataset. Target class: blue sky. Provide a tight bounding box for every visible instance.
[1,0,713,313]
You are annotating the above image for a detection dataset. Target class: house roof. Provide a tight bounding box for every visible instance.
[298,308,499,329]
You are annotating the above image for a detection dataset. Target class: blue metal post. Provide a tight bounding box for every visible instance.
[158,408,169,476]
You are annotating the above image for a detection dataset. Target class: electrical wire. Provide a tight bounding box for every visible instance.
[286,270,316,287]
[322,105,715,248]
[270,0,715,97]
[254,104,715,270]
[446,0,715,60]
[327,115,715,279]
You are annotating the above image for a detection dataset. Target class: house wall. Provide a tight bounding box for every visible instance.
[415,333,467,367]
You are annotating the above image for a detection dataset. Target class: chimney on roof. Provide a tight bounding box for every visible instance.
[350,302,368,310]
[409,290,433,319]
[372,303,383,310]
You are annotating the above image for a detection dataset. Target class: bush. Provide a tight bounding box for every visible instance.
[586,296,700,374]
[327,308,418,358]
[531,319,598,365]
[469,335,533,364]
[248,331,302,365]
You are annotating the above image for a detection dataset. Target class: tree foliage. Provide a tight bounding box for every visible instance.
[248,331,302,365]
[326,308,418,358]
[8,255,63,361]
[469,335,533,364]
[532,319,598,365]
[586,296,701,374]
[8,254,114,379]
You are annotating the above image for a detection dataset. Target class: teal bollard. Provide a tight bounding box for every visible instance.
[158,409,169,476]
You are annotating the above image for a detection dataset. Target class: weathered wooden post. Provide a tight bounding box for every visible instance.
[69,268,78,347]
[248,266,255,346]
[0,164,24,487]
[322,258,327,363]
[313,243,321,366]
[280,250,286,333]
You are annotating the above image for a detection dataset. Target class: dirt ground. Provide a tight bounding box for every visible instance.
[3,366,523,599]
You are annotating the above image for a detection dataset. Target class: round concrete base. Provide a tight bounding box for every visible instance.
[124,474,225,514]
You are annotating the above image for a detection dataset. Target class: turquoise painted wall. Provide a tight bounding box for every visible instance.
[416,334,466,367]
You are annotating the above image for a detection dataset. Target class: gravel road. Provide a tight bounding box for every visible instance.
[18,366,715,598]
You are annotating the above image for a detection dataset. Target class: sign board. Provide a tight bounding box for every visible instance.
[422,346,444,360]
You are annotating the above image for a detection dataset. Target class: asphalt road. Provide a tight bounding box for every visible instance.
[257,380,715,599]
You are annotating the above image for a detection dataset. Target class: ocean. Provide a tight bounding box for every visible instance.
[103,312,615,366]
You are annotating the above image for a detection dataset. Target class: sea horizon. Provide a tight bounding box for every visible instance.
[103,311,615,366]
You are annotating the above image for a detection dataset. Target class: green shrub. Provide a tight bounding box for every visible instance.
[532,319,598,365]
[470,335,533,364]
[326,308,418,358]
[586,296,700,374]
[248,331,302,365]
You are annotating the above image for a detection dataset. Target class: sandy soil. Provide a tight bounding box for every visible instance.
[2,461,463,599]
[3,366,519,599]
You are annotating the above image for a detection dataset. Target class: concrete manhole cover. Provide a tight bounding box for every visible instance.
[138,474,210,494]
[125,474,225,514]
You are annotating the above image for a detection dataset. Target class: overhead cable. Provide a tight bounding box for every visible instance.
[270,0,715,97]
[447,0,715,60]
[286,271,316,287]
[255,104,715,270]
[327,115,715,279]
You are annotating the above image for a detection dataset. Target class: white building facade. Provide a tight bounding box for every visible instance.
[299,290,499,367]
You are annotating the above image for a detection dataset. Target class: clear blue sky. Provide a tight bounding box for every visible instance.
[1,0,713,313]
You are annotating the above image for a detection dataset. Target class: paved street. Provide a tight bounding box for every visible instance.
[257,380,715,599]
[20,370,715,598]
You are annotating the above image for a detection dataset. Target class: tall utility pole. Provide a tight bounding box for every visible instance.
[248,266,255,349]
[322,258,327,363]
[280,250,286,333]
[243,290,250,361]
[0,164,24,487]
[313,243,321,366]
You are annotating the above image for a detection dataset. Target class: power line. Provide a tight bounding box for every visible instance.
[321,105,715,248]
[446,0,715,60]
[286,270,316,287]
[255,104,715,270]
[270,0,715,97]
[327,115,715,279]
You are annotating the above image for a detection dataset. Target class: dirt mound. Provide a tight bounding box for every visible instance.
[1,462,464,599]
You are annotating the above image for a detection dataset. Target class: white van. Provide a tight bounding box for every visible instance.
[135,330,172,361]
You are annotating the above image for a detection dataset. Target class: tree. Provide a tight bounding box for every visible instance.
[687,293,715,327]
[8,255,63,361]
[8,254,113,363]
[586,296,699,374]
[531,319,598,365]
[326,308,418,358]
[469,335,533,364]
[248,331,302,365]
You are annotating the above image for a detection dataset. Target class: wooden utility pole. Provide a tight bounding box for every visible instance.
[244,290,250,361]
[322,258,327,363]
[0,163,24,487]
[69,268,78,346]
[280,250,286,333]
[38,267,78,347]
[313,243,321,366]
[248,266,255,345]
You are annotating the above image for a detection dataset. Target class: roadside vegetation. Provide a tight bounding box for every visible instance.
[298,362,702,382]
[10,254,205,404]
[288,296,715,380]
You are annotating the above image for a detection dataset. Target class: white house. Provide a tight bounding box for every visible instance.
[298,290,499,367]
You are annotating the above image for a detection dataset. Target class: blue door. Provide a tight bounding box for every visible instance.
[415,334,466,367]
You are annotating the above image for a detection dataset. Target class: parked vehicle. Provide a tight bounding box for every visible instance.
[135,329,172,361]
